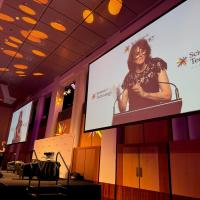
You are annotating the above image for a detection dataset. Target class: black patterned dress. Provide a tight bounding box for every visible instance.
[122,57,167,111]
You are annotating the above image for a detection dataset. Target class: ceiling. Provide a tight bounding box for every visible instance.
[0,0,164,105]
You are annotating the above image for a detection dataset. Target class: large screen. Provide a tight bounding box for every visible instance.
[7,101,33,144]
[85,0,200,132]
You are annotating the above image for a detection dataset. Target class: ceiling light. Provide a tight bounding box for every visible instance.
[22,16,37,25]
[16,71,25,74]
[20,30,41,43]
[18,74,27,77]
[0,26,3,31]
[32,72,44,76]
[50,22,66,32]
[5,41,19,48]
[33,0,49,4]
[0,67,10,72]
[3,50,23,58]
[16,16,20,20]
[14,64,28,69]
[31,30,48,39]
[82,10,94,24]
[108,0,123,15]
[0,13,15,22]
[9,36,23,44]
[32,49,46,57]
[18,5,36,16]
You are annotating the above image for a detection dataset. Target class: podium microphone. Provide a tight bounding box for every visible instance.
[158,81,180,99]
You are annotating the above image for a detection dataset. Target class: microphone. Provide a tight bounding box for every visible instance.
[113,88,125,115]
[158,81,180,99]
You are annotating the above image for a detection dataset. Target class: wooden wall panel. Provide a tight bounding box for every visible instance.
[124,124,144,144]
[140,146,160,192]
[72,148,86,176]
[170,140,200,199]
[84,147,101,182]
[72,146,101,182]
[122,146,139,188]
[101,183,115,200]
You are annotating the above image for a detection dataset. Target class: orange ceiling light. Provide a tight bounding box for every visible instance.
[5,41,19,48]
[18,5,36,16]
[50,22,66,32]
[9,36,23,44]
[32,49,46,57]
[31,30,48,39]
[16,70,25,74]
[20,30,41,43]
[0,25,3,31]
[33,0,49,5]
[22,16,37,25]
[83,10,94,24]
[0,13,15,22]
[18,74,26,76]
[0,67,10,72]
[32,72,44,76]
[14,64,28,69]
[3,50,23,58]
[108,0,123,15]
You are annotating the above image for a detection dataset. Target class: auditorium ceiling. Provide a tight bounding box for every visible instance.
[0,0,165,105]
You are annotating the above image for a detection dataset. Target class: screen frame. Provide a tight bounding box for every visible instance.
[6,101,33,145]
[84,0,194,132]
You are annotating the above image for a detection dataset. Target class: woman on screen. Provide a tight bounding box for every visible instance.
[12,110,23,143]
[117,38,172,112]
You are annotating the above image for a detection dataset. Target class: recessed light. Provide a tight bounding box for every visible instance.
[0,13,15,22]
[22,16,37,25]
[82,10,94,24]
[16,16,20,20]
[50,22,66,32]
[5,41,19,48]
[32,72,44,76]
[32,49,46,57]
[108,0,123,16]
[3,50,23,58]
[18,5,36,16]
[9,36,23,44]
[16,70,25,74]
[0,67,9,72]
[14,64,28,69]
[33,0,49,4]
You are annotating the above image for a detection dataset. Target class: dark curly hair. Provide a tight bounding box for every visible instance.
[127,38,151,71]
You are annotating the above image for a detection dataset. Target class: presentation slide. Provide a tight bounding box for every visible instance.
[7,101,33,144]
[85,0,200,131]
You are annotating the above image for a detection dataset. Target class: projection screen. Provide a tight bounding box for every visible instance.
[85,0,200,132]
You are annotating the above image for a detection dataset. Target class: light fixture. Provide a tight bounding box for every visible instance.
[14,64,28,69]
[32,72,44,76]
[15,16,20,20]
[18,74,27,77]
[108,0,123,15]
[18,5,36,16]
[3,50,23,58]
[22,16,37,25]
[9,36,23,44]
[16,70,25,74]
[20,30,41,43]
[0,13,15,22]
[32,49,46,57]
[33,0,49,4]
[5,41,19,48]
[50,22,66,32]
[0,67,10,72]
[31,30,48,39]
[82,10,94,24]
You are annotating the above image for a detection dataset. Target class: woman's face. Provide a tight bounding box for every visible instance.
[133,46,146,65]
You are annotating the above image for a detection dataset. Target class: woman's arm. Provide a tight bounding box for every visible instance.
[132,69,172,101]
[117,88,129,112]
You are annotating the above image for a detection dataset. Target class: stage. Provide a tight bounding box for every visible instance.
[0,171,101,199]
